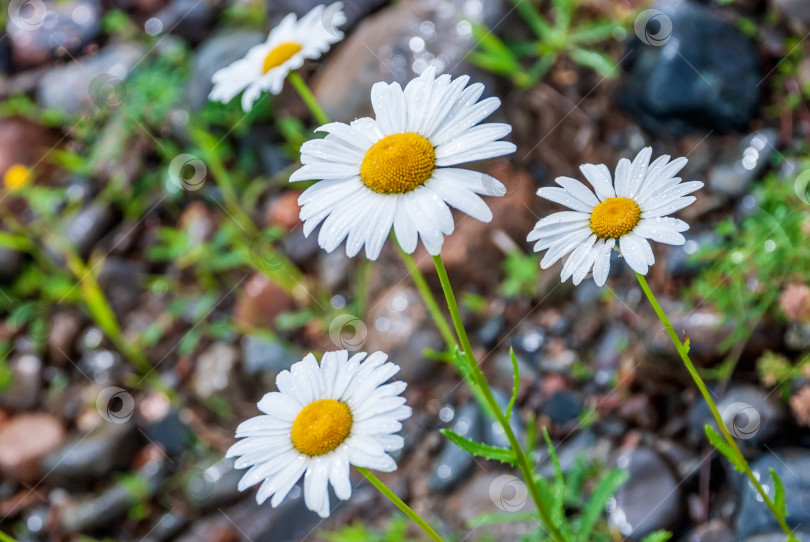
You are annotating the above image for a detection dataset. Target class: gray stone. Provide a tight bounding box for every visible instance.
[735,449,810,538]
[64,203,119,257]
[607,447,682,539]
[621,0,761,134]
[429,402,482,493]
[690,384,784,447]
[41,422,138,484]
[37,43,143,115]
[193,342,240,399]
[152,0,216,43]
[185,457,244,509]
[0,354,41,411]
[684,520,735,542]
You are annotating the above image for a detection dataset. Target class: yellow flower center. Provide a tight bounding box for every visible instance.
[3,164,32,192]
[360,133,435,194]
[590,197,642,239]
[290,399,352,456]
[262,42,302,74]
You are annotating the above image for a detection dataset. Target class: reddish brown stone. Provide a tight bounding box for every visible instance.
[233,273,296,330]
[0,413,66,482]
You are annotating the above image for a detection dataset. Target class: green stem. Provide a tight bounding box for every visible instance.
[356,467,443,542]
[392,239,457,348]
[288,71,331,126]
[636,273,794,539]
[0,530,18,542]
[432,255,564,542]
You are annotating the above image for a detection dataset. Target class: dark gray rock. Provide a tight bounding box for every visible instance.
[666,231,720,278]
[37,43,143,115]
[64,203,119,258]
[0,246,24,282]
[241,335,298,378]
[152,0,216,43]
[0,354,41,411]
[186,30,264,110]
[185,457,243,509]
[0,35,11,75]
[621,0,761,134]
[97,257,144,315]
[607,447,682,539]
[143,409,191,455]
[684,520,735,542]
[41,422,138,484]
[429,402,482,493]
[735,449,810,538]
[690,384,784,447]
[545,390,583,425]
[141,512,188,542]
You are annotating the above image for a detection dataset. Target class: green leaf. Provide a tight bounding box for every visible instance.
[704,425,746,473]
[569,48,619,78]
[769,467,787,520]
[506,348,520,421]
[510,0,552,39]
[576,469,629,541]
[640,531,672,542]
[440,429,517,466]
[542,428,566,526]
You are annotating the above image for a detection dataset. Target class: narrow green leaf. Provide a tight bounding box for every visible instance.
[440,429,516,466]
[510,0,552,39]
[569,48,619,78]
[576,469,629,541]
[506,348,520,421]
[769,467,787,520]
[705,425,746,473]
[543,428,566,526]
[640,531,672,542]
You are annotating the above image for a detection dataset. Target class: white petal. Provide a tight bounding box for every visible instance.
[591,239,615,286]
[579,163,615,201]
[554,176,600,207]
[537,187,595,213]
[619,232,651,275]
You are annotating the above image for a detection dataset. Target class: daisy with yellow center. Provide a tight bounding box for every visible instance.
[226,350,411,518]
[290,66,516,259]
[3,163,33,191]
[528,147,703,286]
[209,3,345,111]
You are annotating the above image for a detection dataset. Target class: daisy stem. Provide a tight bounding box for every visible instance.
[636,272,795,539]
[0,530,18,542]
[392,239,457,348]
[356,467,443,541]
[432,255,565,542]
[288,71,331,126]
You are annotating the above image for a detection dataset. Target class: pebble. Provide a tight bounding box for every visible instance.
[142,408,192,455]
[141,512,188,542]
[0,413,66,482]
[429,402,481,493]
[536,430,612,478]
[734,449,810,538]
[184,457,244,509]
[690,384,784,447]
[47,311,84,365]
[772,0,810,25]
[0,247,24,282]
[6,0,101,69]
[41,422,138,484]
[545,389,583,425]
[193,342,240,400]
[666,231,721,278]
[621,0,761,134]
[607,447,682,539]
[151,0,216,44]
[64,203,120,258]
[684,519,735,542]
[708,130,778,197]
[37,43,144,115]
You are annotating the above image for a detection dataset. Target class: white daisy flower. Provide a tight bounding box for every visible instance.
[528,147,703,286]
[289,66,516,259]
[227,350,411,518]
[209,2,346,111]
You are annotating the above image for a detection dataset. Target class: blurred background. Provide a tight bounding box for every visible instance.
[0,0,810,540]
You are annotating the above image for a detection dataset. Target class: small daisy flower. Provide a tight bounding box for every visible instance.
[209,2,346,111]
[227,350,411,518]
[289,66,516,259]
[528,147,703,286]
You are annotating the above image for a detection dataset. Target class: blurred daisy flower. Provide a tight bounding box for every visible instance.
[290,66,516,259]
[227,350,411,518]
[209,2,345,111]
[528,147,702,286]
